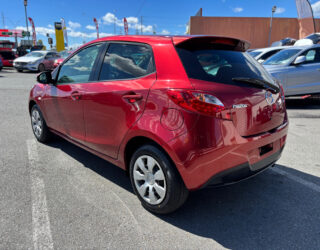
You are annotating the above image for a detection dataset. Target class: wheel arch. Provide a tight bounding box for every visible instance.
[123,136,183,181]
[29,100,37,114]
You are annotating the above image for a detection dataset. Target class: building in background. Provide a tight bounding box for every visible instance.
[188,15,320,49]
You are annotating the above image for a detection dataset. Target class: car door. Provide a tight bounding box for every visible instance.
[42,43,104,143]
[43,52,56,70]
[286,48,320,95]
[81,42,156,158]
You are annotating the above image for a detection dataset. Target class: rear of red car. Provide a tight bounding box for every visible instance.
[149,36,288,190]
[0,50,16,67]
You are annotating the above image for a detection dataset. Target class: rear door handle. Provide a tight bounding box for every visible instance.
[122,93,143,103]
[71,91,81,101]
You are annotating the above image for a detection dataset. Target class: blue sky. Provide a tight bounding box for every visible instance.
[2,0,320,48]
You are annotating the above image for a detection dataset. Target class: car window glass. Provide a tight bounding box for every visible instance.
[301,49,320,64]
[260,50,281,61]
[57,44,102,84]
[176,47,276,86]
[99,43,154,81]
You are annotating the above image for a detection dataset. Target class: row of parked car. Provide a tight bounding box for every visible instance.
[0,49,71,72]
[249,43,320,97]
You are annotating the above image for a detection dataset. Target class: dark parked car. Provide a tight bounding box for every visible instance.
[29,35,288,214]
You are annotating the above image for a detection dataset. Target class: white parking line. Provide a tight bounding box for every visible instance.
[271,167,320,193]
[27,139,54,250]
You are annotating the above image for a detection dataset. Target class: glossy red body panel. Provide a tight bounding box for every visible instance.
[29,35,288,190]
[81,73,156,158]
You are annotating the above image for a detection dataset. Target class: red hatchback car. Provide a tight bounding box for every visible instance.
[29,35,288,214]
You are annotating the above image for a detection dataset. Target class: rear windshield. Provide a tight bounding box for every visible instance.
[0,51,15,60]
[176,47,275,86]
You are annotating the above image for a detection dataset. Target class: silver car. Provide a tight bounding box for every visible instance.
[263,45,320,96]
[249,46,290,63]
[13,51,60,72]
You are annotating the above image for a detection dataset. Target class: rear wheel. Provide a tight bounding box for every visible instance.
[17,69,23,72]
[30,105,52,143]
[38,63,45,72]
[129,144,189,214]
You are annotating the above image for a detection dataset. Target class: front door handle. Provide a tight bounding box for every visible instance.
[71,91,81,101]
[122,93,143,103]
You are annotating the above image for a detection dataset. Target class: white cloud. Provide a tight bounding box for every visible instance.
[86,25,96,30]
[126,17,139,24]
[68,21,81,29]
[160,29,170,35]
[16,26,55,36]
[102,13,117,24]
[312,1,320,17]
[101,12,154,33]
[232,7,243,13]
[47,24,53,28]
[275,7,286,14]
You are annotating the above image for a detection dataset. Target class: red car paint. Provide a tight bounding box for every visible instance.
[0,50,16,67]
[29,35,288,190]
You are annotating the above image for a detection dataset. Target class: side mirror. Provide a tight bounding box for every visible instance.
[293,55,306,65]
[37,71,54,84]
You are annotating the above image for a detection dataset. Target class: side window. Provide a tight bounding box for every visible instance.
[46,53,53,58]
[301,49,320,64]
[57,44,102,84]
[99,43,154,81]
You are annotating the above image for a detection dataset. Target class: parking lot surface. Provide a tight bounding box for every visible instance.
[1,68,320,249]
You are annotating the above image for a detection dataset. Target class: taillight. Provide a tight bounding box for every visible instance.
[167,90,226,117]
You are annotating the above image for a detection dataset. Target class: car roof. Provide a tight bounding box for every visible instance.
[83,35,251,51]
[289,44,320,50]
[252,46,291,52]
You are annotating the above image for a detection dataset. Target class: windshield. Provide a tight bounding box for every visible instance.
[59,51,71,58]
[263,49,301,65]
[25,52,45,58]
[248,51,261,58]
[176,47,276,87]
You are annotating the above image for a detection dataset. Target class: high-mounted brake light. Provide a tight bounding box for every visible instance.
[167,90,227,117]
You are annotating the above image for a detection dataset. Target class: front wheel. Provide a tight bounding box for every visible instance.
[129,144,189,214]
[30,105,52,143]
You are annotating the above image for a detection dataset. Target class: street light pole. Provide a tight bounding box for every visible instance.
[268,6,277,47]
[24,0,30,42]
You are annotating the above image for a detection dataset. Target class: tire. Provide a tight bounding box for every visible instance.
[38,63,45,72]
[30,104,52,143]
[129,144,189,214]
[17,69,22,72]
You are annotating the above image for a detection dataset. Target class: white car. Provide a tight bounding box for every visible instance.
[248,46,290,63]
[13,51,60,72]
[294,33,320,46]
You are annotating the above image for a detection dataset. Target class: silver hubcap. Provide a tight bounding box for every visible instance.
[133,155,166,205]
[31,109,42,138]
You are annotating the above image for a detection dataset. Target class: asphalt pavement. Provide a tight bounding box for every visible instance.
[0,68,320,249]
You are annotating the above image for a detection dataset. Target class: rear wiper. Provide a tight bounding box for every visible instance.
[232,77,280,93]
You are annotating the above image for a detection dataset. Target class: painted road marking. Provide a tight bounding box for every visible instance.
[27,139,54,250]
[271,167,320,193]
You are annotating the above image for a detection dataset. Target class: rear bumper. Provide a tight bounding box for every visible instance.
[202,146,283,188]
[167,116,288,190]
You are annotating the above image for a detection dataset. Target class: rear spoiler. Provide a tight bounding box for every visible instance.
[172,36,251,52]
